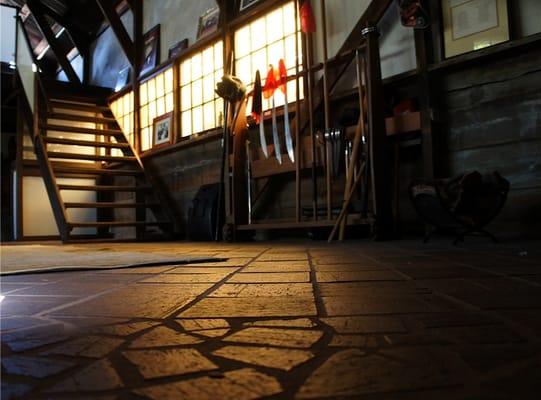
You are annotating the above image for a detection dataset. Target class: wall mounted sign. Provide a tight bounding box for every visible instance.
[240,0,263,12]
[153,112,174,148]
[197,7,220,40]
[442,0,509,58]
[168,38,189,59]
[140,24,160,76]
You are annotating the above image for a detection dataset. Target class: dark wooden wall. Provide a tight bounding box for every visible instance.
[136,44,541,240]
[438,46,541,237]
[143,137,222,230]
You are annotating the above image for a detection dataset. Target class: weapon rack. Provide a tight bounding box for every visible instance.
[223,24,394,241]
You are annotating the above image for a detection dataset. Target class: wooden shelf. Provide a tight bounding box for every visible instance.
[385,112,421,136]
[250,136,318,179]
[236,214,373,231]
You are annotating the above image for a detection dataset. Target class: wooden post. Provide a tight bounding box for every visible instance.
[319,0,332,221]
[294,0,301,223]
[415,28,435,179]
[304,19,318,221]
[363,26,394,239]
[130,0,144,238]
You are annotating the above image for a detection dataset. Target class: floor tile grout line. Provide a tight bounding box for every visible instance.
[168,247,273,319]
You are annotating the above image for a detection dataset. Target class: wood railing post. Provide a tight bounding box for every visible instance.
[363,26,394,240]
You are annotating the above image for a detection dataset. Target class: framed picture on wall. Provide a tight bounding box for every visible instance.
[140,24,160,76]
[240,0,263,12]
[442,0,509,58]
[168,38,189,59]
[153,112,174,148]
[197,7,220,40]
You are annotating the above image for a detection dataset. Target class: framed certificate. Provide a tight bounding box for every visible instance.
[442,0,509,58]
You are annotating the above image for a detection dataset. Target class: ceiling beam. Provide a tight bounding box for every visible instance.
[36,2,92,53]
[26,0,81,84]
[95,0,135,67]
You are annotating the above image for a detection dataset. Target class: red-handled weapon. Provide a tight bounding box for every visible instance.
[252,70,268,158]
[263,65,282,164]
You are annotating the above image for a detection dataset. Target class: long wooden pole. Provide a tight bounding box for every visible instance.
[328,161,366,242]
[294,0,302,223]
[304,13,318,221]
[338,51,366,240]
[319,0,332,221]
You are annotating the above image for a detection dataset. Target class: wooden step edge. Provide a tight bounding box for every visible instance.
[64,202,160,208]
[58,184,152,192]
[67,221,172,228]
[47,152,137,162]
[52,166,144,175]
[47,112,117,124]
[50,100,109,112]
[43,137,130,149]
[43,124,123,136]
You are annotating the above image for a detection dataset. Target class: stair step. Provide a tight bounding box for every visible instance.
[47,152,137,162]
[50,100,110,113]
[44,137,131,149]
[65,202,159,208]
[52,164,144,176]
[68,221,171,228]
[47,112,117,124]
[44,124,124,136]
[58,184,152,192]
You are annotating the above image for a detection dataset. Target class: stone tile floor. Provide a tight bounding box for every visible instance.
[1,239,541,399]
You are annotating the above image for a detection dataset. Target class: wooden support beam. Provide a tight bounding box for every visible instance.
[36,2,91,53]
[27,0,81,84]
[95,0,135,67]
[364,27,394,240]
[415,28,435,179]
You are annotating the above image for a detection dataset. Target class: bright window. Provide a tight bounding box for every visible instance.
[234,1,303,112]
[110,90,134,156]
[179,41,224,138]
[139,67,174,151]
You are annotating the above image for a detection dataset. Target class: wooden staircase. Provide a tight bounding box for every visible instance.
[32,84,175,243]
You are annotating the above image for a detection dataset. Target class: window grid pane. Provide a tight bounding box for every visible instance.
[234,1,303,113]
[179,40,223,138]
[109,91,135,156]
[138,67,174,151]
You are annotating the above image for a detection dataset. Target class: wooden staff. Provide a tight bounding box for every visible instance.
[319,0,332,221]
[294,0,302,222]
[328,161,367,243]
[337,51,367,241]
[302,1,318,221]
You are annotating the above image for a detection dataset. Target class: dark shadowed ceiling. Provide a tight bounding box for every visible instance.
[1,0,122,77]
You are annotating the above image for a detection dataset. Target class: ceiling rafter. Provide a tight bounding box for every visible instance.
[26,0,81,83]
[36,1,92,53]
[95,0,135,67]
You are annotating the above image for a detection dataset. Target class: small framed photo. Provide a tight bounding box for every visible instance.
[140,24,160,76]
[168,38,189,59]
[197,7,220,40]
[153,112,174,147]
[240,0,263,12]
[442,0,509,58]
